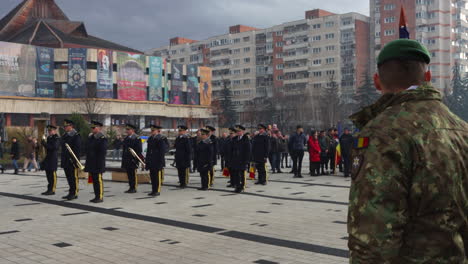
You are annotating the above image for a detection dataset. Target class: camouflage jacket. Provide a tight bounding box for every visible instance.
[347,84,468,263]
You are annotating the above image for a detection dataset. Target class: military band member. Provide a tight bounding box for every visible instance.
[174,125,192,188]
[225,127,236,188]
[84,121,107,203]
[252,124,270,185]
[41,125,60,195]
[205,126,218,187]
[121,124,143,193]
[146,125,169,196]
[230,125,251,193]
[61,119,81,200]
[194,129,213,191]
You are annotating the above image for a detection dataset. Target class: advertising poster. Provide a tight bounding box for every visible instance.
[170,63,184,104]
[97,49,113,98]
[67,48,87,98]
[117,52,147,101]
[36,47,54,97]
[199,66,212,106]
[0,42,36,97]
[164,59,169,103]
[148,56,163,101]
[186,64,200,105]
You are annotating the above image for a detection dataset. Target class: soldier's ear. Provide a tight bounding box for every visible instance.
[424,70,432,82]
[374,73,383,92]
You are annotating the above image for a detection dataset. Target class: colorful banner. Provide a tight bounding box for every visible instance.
[67,48,87,98]
[164,59,169,103]
[117,52,146,101]
[186,64,200,105]
[35,47,54,97]
[148,56,163,101]
[0,42,36,97]
[199,66,212,106]
[170,63,184,104]
[97,49,113,98]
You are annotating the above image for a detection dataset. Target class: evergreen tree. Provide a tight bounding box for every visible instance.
[445,64,468,121]
[218,81,237,127]
[353,73,381,110]
[320,74,340,128]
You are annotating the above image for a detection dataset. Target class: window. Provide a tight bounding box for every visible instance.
[313,83,321,88]
[244,58,251,63]
[233,49,241,54]
[171,50,177,55]
[312,35,321,41]
[384,17,396,23]
[233,38,241,43]
[375,31,381,37]
[277,75,283,80]
[243,79,251,84]
[428,26,436,32]
[326,70,335,75]
[233,80,241,86]
[342,19,352,26]
[243,36,250,42]
[384,29,395,36]
[276,41,284,47]
[244,47,251,52]
[313,24,321,29]
[312,48,321,54]
[313,71,322,77]
[190,55,199,62]
[233,69,241,75]
[325,21,334,27]
[325,58,335,64]
[179,58,185,63]
[180,48,185,53]
[276,64,284,70]
[276,53,283,58]
[325,33,335,39]
[233,59,240,65]
[325,45,335,51]
[312,59,322,65]
[384,4,395,10]
[243,68,251,74]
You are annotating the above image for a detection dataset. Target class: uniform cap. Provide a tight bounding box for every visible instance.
[200,128,210,135]
[235,125,246,131]
[47,125,57,130]
[125,124,137,130]
[205,125,216,132]
[377,39,431,66]
[257,124,267,130]
[178,125,188,130]
[90,121,103,128]
[64,119,74,126]
[150,125,163,130]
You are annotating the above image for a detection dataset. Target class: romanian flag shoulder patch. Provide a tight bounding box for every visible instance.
[354,137,370,149]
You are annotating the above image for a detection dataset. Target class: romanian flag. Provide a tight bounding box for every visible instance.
[335,144,341,167]
[399,7,410,39]
[88,173,93,184]
[249,164,256,179]
[354,137,369,149]
[222,167,230,177]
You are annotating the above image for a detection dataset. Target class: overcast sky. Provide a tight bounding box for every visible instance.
[0,0,368,52]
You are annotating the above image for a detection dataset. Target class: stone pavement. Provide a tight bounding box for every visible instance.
[0,162,351,264]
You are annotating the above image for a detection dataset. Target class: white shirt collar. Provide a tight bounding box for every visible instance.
[407,85,419,91]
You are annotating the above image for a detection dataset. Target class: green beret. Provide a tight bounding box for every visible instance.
[377,39,431,66]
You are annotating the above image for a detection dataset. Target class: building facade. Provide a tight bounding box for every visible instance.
[147,9,370,124]
[370,0,467,91]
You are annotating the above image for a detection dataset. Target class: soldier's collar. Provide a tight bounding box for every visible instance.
[202,138,211,143]
[128,133,137,139]
[67,129,77,136]
[349,83,441,129]
[93,132,104,139]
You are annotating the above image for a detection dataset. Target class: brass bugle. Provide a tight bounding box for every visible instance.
[65,143,85,170]
[129,147,146,168]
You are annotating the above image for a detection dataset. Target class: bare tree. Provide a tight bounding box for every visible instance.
[75,88,105,121]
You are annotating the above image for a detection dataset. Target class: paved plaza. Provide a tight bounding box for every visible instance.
[0,161,350,264]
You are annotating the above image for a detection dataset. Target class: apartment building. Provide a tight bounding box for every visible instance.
[370,0,468,91]
[147,9,370,121]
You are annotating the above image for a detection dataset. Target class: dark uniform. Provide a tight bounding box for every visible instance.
[230,126,251,193]
[206,126,217,187]
[121,129,143,192]
[174,129,192,187]
[194,134,213,190]
[41,127,60,195]
[84,123,107,203]
[224,128,236,188]
[339,131,353,177]
[146,130,169,196]
[61,122,81,199]
[251,127,270,185]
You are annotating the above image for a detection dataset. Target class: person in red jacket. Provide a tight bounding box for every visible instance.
[307,130,321,176]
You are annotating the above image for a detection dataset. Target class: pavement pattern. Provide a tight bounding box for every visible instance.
[0,161,351,264]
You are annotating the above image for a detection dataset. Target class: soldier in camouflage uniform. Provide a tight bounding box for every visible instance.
[347,39,468,263]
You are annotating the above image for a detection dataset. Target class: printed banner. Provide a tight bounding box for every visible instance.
[164,59,169,103]
[117,52,147,101]
[186,64,200,105]
[35,47,54,97]
[0,42,36,97]
[199,66,212,106]
[170,63,184,104]
[148,56,163,101]
[97,49,113,98]
[67,48,87,98]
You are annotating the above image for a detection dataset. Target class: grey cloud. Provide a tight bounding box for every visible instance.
[0,0,368,51]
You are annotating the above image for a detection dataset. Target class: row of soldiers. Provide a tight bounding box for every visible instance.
[40,120,273,202]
